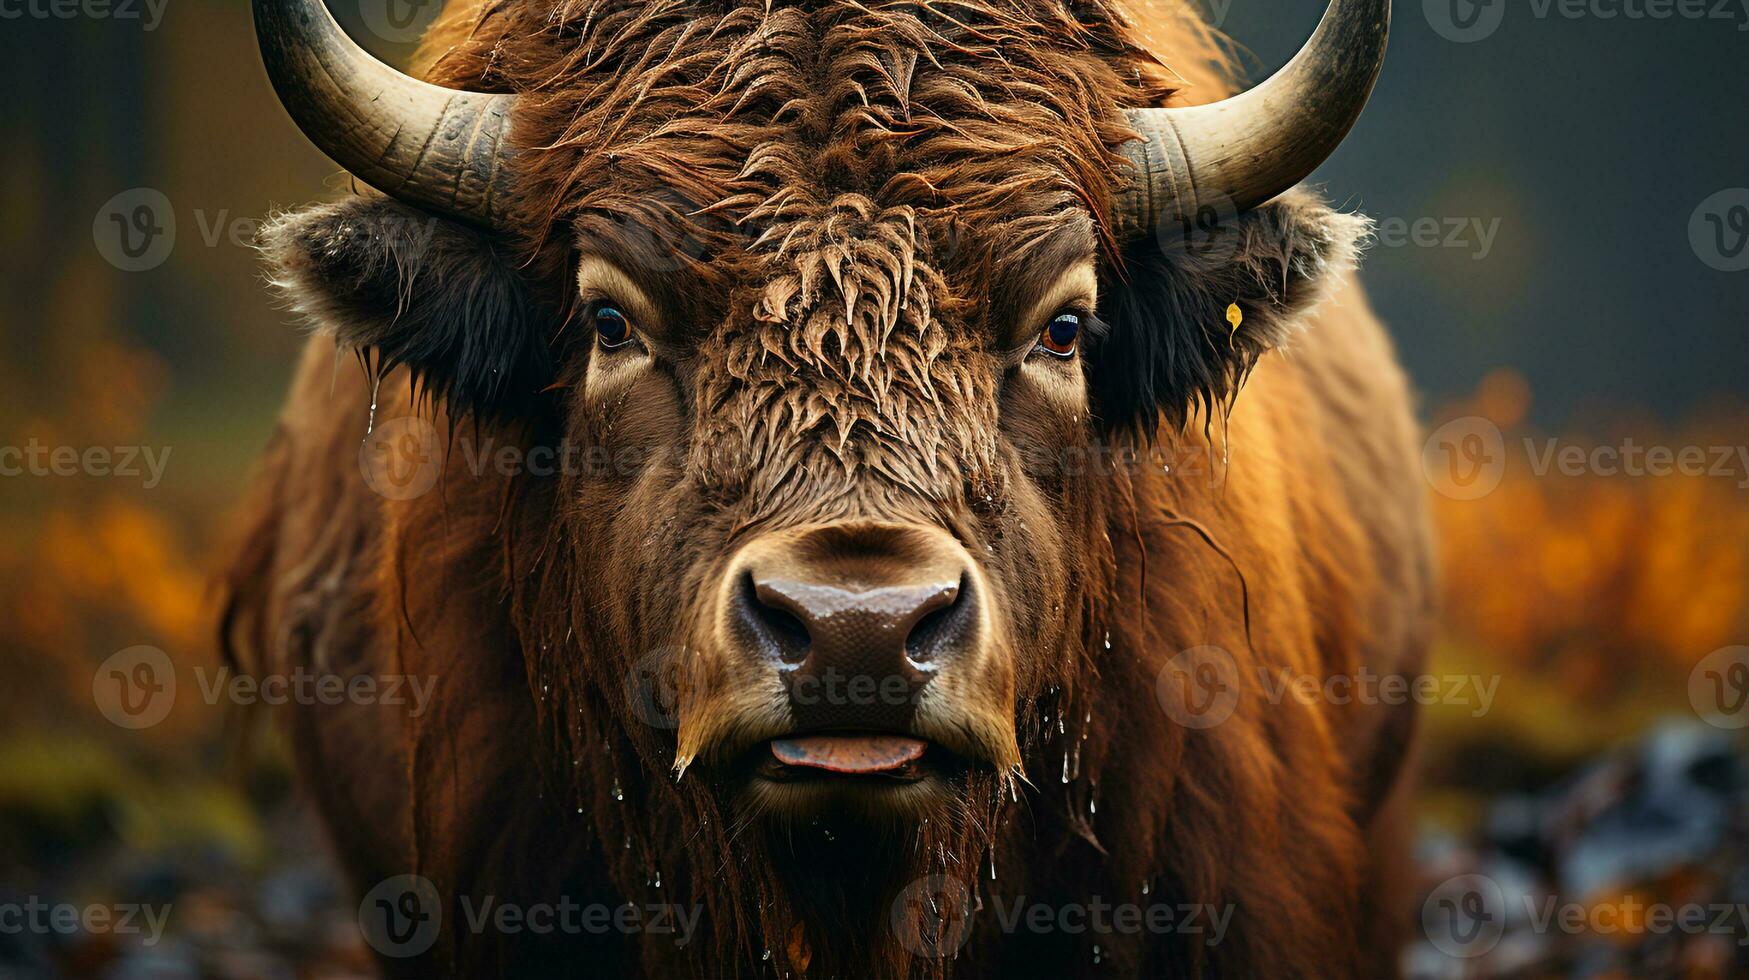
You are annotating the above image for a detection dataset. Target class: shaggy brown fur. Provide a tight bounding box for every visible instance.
[224,1,1433,977]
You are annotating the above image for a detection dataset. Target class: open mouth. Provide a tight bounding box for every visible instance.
[752,733,964,784]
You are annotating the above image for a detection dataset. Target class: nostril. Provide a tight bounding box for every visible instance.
[740,572,811,664]
[906,572,974,666]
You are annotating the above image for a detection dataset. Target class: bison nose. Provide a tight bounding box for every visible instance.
[727,525,980,729]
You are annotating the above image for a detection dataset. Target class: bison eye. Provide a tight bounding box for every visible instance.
[1036,312,1081,358]
[592,303,637,351]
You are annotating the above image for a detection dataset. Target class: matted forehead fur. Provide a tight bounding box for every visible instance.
[418,0,1191,518]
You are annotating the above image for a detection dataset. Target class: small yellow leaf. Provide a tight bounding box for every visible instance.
[1225,302,1243,333]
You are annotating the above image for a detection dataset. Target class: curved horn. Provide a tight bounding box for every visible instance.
[252,0,518,228]
[1113,0,1389,243]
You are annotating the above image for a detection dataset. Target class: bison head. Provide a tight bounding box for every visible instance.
[253,0,1382,972]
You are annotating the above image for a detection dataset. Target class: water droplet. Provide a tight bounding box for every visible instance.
[612,776,624,802]
[1102,632,1112,650]
[1061,753,1071,784]
[1093,944,1103,964]
[763,949,773,962]
[1141,878,1151,895]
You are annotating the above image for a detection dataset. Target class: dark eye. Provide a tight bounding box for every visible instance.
[593,304,637,350]
[1037,312,1081,358]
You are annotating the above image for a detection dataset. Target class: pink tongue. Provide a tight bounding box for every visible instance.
[770,735,928,774]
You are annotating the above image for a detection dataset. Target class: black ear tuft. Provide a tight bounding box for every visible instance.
[260,197,555,420]
[1093,188,1372,438]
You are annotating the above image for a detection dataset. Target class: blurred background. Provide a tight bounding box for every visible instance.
[0,0,1744,976]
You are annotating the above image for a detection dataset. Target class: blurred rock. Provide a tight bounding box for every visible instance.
[1410,721,1749,979]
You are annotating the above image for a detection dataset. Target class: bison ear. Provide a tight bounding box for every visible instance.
[260,197,555,420]
[1092,187,1372,437]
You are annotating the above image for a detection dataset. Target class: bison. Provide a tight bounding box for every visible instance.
[221,0,1434,976]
